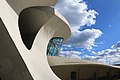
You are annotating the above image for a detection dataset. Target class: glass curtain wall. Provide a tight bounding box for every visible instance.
[47,37,64,56]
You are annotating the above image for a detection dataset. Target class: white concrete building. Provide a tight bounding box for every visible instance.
[0,0,120,80]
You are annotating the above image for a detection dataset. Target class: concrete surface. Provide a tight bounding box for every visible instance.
[0,0,71,80]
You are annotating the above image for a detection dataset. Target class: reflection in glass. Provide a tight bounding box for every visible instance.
[47,37,64,56]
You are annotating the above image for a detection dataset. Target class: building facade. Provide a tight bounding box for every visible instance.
[0,0,120,80]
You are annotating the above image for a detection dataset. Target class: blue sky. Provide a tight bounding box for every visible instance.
[84,0,120,51]
[55,0,120,64]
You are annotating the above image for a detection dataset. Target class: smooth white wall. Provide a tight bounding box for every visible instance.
[0,0,71,80]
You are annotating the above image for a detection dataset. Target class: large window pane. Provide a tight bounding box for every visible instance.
[47,37,64,56]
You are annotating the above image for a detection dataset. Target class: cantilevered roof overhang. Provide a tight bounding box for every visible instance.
[0,0,71,80]
[6,0,58,15]
[19,6,71,49]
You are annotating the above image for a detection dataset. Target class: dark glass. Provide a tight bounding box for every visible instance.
[71,72,77,80]
[47,37,64,56]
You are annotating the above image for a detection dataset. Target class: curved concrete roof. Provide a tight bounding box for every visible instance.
[19,6,71,49]
[6,0,58,15]
[1,0,120,79]
[53,10,71,40]
[0,0,71,79]
[48,56,120,69]
[48,56,120,80]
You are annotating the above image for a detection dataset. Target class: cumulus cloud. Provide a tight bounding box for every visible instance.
[59,50,82,59]
[82,55,96,60]
[55,0,98,29]
[65,29,102,50]
[55,0,105,61]
[56,0,120,63]
[55,0,101,50]
[60,41,120,64]
[89,41,120,64]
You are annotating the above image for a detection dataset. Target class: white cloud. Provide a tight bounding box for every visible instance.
[63,41,120,64]
[90,41,120,64]
[55,0,102,50]
[55,0,98,29]
[60,41,120,64]
[82,55,96,60]
[56,0,106,62]
[59,50,82,59]
[65,29,102,50]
